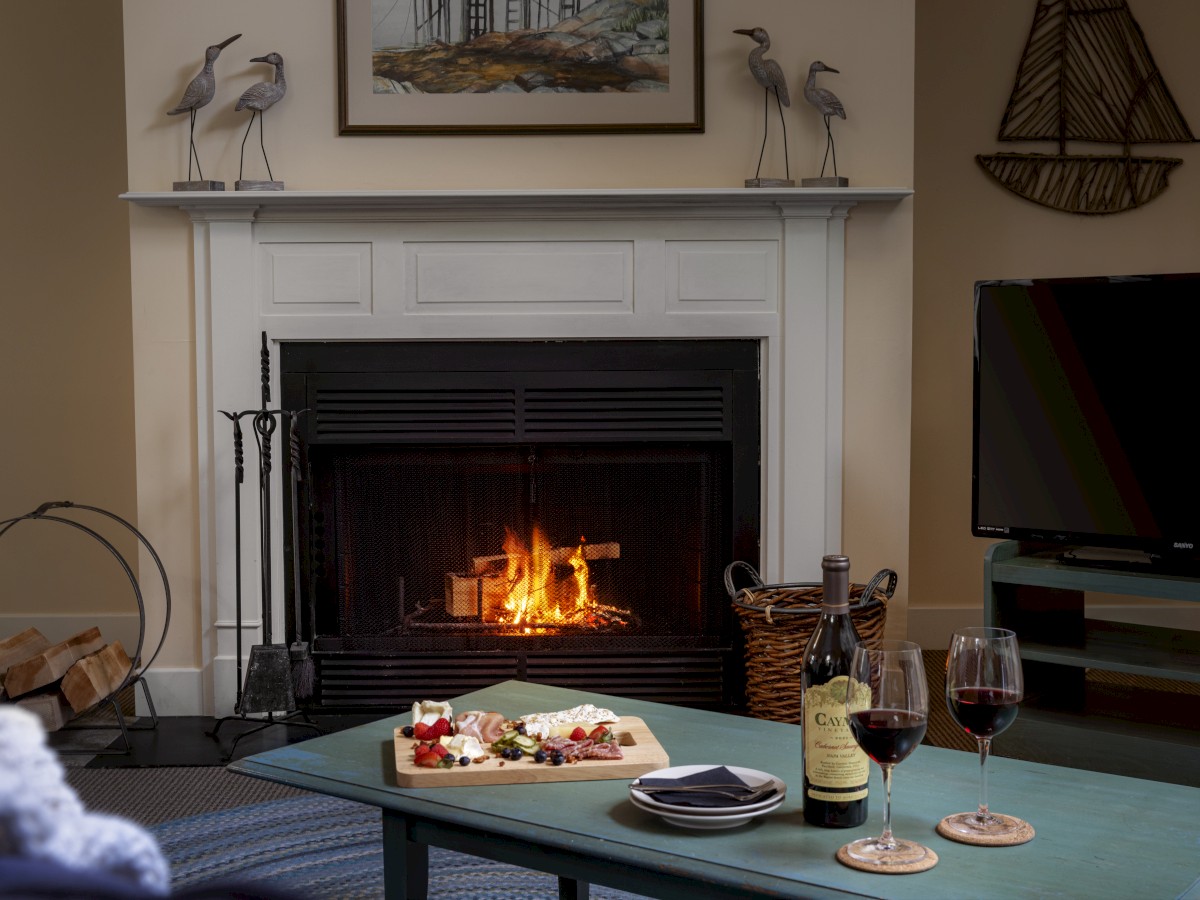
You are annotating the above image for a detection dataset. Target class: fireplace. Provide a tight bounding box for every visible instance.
[282,339,759,709]
[120,187,909,717]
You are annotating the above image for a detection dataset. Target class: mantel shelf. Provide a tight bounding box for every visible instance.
[120,186,912,217]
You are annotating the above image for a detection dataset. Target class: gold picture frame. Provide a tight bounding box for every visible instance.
[337,0,704,135]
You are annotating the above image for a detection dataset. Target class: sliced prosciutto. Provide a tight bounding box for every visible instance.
[454,710,507,744]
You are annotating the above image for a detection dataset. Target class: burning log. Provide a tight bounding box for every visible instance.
[471,541,620,575]
[445,571,509,618]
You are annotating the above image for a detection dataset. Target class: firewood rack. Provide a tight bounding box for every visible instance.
[0,501,170,754]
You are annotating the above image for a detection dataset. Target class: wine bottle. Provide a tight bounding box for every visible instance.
[800,554,870,827]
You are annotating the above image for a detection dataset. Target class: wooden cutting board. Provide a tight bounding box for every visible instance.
[394,716,669,787]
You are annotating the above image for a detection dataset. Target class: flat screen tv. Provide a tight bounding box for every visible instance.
[972,272,1200,567]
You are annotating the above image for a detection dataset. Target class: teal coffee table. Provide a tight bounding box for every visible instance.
[229,680,1200,899]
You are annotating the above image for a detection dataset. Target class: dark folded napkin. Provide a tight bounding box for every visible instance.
[633,766,777,808]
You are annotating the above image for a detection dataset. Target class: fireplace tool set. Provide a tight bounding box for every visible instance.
[208,333,322,757]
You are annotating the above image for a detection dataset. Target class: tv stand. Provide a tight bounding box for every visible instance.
[984,540,1200,787]
[1055,545,1200,577]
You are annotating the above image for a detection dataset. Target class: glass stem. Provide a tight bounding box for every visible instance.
[977,736,992,820]
[878,763,897,849]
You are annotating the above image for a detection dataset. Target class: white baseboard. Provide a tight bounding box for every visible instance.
[136,668,204,717]
[906,607,985,648]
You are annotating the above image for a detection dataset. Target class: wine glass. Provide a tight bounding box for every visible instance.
[841,640,933,868]
[940,626,1027,839]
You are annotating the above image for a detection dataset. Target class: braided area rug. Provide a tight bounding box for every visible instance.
[150,794,646,900]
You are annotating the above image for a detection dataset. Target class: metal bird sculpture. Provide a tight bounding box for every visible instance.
[236,52,287,187]
[167,34,241,184]
[734,27,791,184]
[803,61,847,180]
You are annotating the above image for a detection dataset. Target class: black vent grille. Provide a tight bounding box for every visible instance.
[524,387,726,437]
[314,388,517,441]
[308,381,730,443]
[314,649,729,709]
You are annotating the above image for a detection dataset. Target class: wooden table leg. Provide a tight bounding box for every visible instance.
[382,809,428,900]
[558,876,590,900]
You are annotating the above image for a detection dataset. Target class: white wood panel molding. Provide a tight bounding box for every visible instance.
[123,187,911,716]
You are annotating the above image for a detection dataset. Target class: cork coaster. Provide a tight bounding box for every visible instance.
[836,844,939,874]
[936,814,1035,846]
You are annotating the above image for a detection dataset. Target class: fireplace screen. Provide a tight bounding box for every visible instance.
[316,444,727,647]
[282,340,759,709]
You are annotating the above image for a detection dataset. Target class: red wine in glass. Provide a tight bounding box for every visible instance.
[940,627,1029,841]
[946,687,1020,738]
[849,709,928,765]
[840,641,935,869]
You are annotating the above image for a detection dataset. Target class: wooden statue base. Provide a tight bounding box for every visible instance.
[236,180,285,191]
[173,180,225,191]
[801,176,850,187]
[745,178,795,188]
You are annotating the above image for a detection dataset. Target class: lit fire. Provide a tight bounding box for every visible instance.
[491,524,630,630]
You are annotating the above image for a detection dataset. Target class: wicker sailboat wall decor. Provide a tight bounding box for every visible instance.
[977,0,1195,215]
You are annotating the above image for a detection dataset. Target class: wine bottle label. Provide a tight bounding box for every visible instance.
[804,675,870,800]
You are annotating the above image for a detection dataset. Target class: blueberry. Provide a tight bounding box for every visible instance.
[401,726,414,738]
[551,754,565,766]
[458,755,470,766]
[534,749,547,763]
[500,748,512,759]
[516,724,527,735]
[510,748,523,760]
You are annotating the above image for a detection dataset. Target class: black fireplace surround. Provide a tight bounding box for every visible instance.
[281,340,760,711]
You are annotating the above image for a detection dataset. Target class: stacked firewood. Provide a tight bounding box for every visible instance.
[0,626,132,731]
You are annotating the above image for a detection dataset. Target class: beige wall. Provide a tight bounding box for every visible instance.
[119,0,914,707]
[910,0,1200,643]
[0,3,139,646]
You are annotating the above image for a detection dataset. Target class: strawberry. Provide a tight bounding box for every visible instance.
[413,722,434,741]
[569,726,587,741]
[430,717,452,738]
[588,725,613,743]
[429,743,449,758]
[414,751,441,768]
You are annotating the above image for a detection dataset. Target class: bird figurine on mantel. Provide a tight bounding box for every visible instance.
[801,61,849,187]
[235,52,288,191]
[167,34,241,190]
[734,27,794,188]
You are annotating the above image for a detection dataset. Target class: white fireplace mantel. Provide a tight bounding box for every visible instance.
[123,187,911,716]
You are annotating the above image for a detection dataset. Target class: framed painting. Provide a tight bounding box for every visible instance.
[337,0,704,135]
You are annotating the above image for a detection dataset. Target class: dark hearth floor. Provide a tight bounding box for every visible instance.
[53,712,388,768]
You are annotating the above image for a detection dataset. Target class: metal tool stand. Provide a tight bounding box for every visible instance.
[0,501,169,754]
[208,333,323,760]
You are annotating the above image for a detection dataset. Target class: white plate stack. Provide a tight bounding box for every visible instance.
[629,765,787,830]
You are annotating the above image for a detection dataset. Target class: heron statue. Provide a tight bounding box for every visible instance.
[167,34,241,185]
[236,52,288,187]
[803,61,846,180]
[734,27,791,184]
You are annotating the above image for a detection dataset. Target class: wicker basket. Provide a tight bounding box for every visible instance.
[725,560,895,724]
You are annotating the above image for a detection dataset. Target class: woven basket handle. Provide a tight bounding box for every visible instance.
[723,560,765,597]
[857,568,898,607]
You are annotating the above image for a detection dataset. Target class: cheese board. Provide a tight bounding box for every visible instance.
[393,716,669,787]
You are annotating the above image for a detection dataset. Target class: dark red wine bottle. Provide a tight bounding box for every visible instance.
[800,555,869,828]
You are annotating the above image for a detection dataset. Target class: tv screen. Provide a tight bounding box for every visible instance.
[972,273,1200,562]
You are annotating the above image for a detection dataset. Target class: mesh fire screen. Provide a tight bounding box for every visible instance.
[282,339,759,708]
[313,443,730,652]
